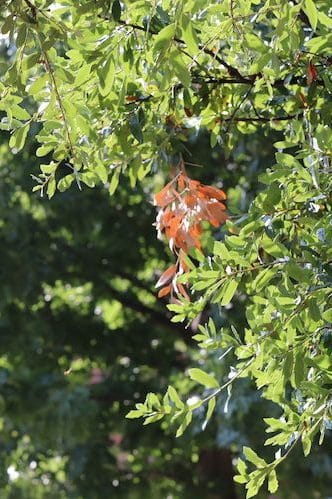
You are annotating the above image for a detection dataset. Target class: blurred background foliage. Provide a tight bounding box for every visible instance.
[0,119,331,498]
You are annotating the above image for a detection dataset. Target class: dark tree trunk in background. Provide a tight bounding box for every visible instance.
[198,448,237,499]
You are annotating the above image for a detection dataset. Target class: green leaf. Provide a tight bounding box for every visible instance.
[111,0,121,22]
[109,169,120,195]
[308,299,321,322]
[40,163,57,175]
[169,50,191,87]
[181,15,199,55]
[275,152,301,169]
[243,447,267,468]
[153,24,175,54]
[29,74,49,95]
[126,410,142,419]
[268,469,278,493]
[24,52,39,70]
[283,352,293,380]
[208,317,217,337]
[246,470,267,498]
[213,241,231,260]
[98,56,115,97]
[188,368,219,389]
[246,484,259,499]
[16,24,27,48]
[129,114,144,143]
[202,396,216,430]
[176,410,192,437]
[292,352,305,388]
[322,308,332,322]
[74,64,92,87]
[167,386,184,409]
[302,435,312,456]
[285,262,311,283]
[47,176,56,199]
[318,11,332,28]
[1,15,13,34]
[237,458,247,476]
[234,474,247,484]
[252,267,276,291]
[143,414,164,425]
[95,164,108,184]
[245,33,267,52]
[304,0,318,30]
[146,392,161,408]
[81,172,97,188]
[260,235,289,258]
[36,145,54,157]
[9,124,29,152]
[58,174,75,192]
[220,279,239,306]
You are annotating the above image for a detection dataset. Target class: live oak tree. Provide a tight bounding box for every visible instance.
[1,1,332,497]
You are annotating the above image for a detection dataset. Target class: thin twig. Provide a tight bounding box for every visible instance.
[220,113,304,123]
[199,358,254,406]
[225,86,253,134]
[36,36,74,156]
[101,17,246,80]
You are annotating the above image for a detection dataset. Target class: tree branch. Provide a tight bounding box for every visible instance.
[23,0,37,16]
[110,19,326,88]
[103,17,327,89]
[192,75,324,88]
[50,241,194,344]
[219,113,304,123]
[105,18,246,81]
[35,35,74,157]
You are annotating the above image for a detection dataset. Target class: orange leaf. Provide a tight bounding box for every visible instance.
[307,61,318,85]
[158,284,172,298]
[126,95,140,102]
[177,283,190,300]
[198,185,227,201]
[155,264,177,288]
[177,173,186,191]
[154,174,228,302]
[167,215,182,238]
[188,178,200,190]
[184,193,198,208]
[207,202,228,226]
[154,183,176,208]
[298,92,308,108]
[178,250,190,273]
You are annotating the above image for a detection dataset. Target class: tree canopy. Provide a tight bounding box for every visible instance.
[0,0,331,497]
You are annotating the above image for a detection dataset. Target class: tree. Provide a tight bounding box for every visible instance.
[1,1,331,497]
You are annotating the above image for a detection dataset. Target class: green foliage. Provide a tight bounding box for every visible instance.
[1,0,332,497]
[136,135,331,496]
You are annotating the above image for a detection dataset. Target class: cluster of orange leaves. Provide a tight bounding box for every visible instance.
[154,172,227,299]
